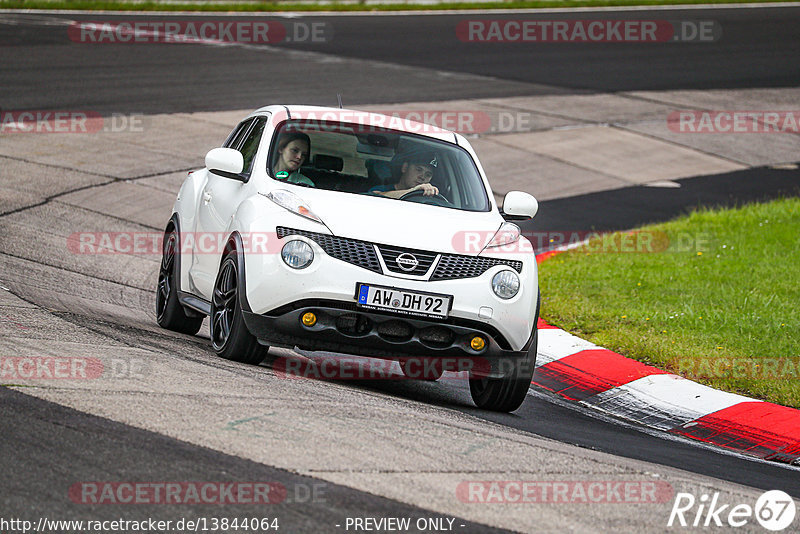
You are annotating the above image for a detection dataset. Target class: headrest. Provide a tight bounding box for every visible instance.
[313,154,344,172]
[365,159,393,182]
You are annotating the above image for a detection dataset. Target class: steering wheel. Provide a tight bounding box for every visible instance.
[399,189,454,207]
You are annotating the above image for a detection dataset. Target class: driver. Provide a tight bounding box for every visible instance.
[272,132,315,187]
[369,150,439,198]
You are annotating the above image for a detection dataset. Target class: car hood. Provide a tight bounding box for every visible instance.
[289,188,503,254]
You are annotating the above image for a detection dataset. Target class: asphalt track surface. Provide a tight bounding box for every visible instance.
[0,6,799,114]
[0,387,507,532]
[2,6,800,532]
[524,165,800,235]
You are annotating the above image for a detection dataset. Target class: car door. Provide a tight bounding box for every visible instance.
[189,116,267,300]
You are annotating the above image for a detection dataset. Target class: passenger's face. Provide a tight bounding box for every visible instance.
[279,140,309,171]
[399,163,435,189]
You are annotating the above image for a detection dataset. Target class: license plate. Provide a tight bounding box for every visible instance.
[356,283,451,319]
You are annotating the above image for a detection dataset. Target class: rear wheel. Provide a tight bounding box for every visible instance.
[156,229,203,335]
[210,250,267,365]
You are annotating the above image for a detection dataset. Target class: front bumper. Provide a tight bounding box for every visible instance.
[242,299,537,378]
[243,231,539,352]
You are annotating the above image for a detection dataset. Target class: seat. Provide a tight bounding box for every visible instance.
[299,154,379,193]
[312,154,344,172]
[365,159,393,184]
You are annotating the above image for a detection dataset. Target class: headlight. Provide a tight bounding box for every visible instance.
[262,189,324,224]
[485,222,520,250]
[281,240,314,269]
[491,270,520,299]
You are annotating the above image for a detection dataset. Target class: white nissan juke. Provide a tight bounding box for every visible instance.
[156,105,540,412]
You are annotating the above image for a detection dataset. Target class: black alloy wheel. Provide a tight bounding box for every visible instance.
[210,250,267,365]
[156,229,203,335]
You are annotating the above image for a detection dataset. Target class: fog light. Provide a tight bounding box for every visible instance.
[302,312,317,327]
[470,336,486,351]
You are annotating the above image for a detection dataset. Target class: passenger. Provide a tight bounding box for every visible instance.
[369,150,439,198]
[272,132,315,187]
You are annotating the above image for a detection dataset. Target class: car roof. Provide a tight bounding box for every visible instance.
[252,104,459,144]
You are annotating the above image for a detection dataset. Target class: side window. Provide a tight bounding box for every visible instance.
[223,118,254,149]
[239,117,266,175]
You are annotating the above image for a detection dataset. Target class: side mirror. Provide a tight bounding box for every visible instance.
[501,191,538,221]
[205,147,244,180]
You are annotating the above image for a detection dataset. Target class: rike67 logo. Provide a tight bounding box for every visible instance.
[668,490,796,531]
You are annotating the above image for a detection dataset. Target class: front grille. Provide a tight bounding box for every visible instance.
[276,227,523,282]
[431,255,523,281]
[376,245,438,276]
[277,227,381,273]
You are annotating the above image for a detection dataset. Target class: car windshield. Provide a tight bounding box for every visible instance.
[269,119,490,212]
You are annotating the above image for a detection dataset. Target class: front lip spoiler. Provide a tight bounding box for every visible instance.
[241,304,536,378]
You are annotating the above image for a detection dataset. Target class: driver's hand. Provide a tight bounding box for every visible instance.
[414,183,439,196]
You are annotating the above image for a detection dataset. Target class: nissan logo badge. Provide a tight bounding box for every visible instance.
[395,253,419,271]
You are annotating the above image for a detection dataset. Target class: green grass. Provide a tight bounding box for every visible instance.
[538,197,800,408]
[0,0,791,11]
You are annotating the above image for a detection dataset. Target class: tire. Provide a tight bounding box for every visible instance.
[210,250,267,365]
[468,329,537,413]
[399,357,444,381]
[156,229,203,335]
[469,292,540,412]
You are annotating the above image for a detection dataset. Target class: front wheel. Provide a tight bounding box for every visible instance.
[469,329,537,413]
[156,229,203,335]
[210,250,267,365]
